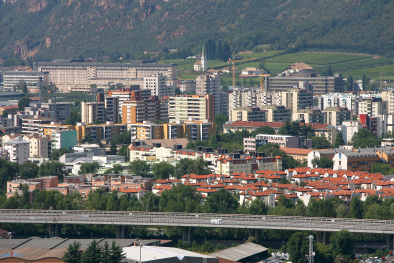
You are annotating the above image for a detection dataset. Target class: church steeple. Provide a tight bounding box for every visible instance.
[201,44,207,72]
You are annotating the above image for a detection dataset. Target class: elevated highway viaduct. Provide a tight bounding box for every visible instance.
[1,209,393,248]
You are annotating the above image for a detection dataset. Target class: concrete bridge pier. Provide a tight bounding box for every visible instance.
[248,229,261,243]
[387,234,394,251]
[49,224,61,237]
[181,227,195,242]
[315,231,330,244]
[115,225,128,239]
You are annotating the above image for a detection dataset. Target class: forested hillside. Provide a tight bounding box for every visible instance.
[0,0,393,61]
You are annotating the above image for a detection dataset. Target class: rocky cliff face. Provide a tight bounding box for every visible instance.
[0,0,393,60]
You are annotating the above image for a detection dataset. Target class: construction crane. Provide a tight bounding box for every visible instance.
[259,69,270,93]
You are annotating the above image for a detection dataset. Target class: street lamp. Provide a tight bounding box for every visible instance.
[136,238,142,263]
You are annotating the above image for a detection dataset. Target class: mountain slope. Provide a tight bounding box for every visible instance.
[0,0,393,60]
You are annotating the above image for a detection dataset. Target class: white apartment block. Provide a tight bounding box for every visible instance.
[196,74,221,115]
[2,71,48,91]
[143,73,175,98]
[35,60,176,91]
[23,134,49,158]
[81,102,105,124]
[168,95,214,122]
[281,88,312,113]
[3,138,29,164]
[341,121,362,144]
[228,87,262,119]
[382,90,394,114]
[358,98,386,117]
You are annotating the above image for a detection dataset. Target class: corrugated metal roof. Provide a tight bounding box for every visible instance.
[209,243,268,261]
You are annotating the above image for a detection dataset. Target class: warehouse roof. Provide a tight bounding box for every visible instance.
[209,243,268,261]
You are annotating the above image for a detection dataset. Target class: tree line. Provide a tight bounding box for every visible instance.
[62,240,124,263]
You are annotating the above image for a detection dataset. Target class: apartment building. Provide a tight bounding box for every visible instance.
[228,87,263,118]
[266,73,345,95]
[2,71,48,91]
[260,105,291,122]
[75,122,127,144]
[180,79,196,93]
[129,121,216,141]
[108,88,151,116]
[281,88,312,112]
[231,107,266,122]
[3,138,29,164]
[22,117,54,135]
[292,109,326,124]
[22,134,49,158]
[333,149,380,172]
[196,74,222,115]
[104,97,119,123]
[81,102,105,124]
[122,96,168,126]
[51,130,78,151]
[143,73,175,98]
[323,107,352,126]
[41,100,74,124]
[168,95,214,122]
[358,97,386,117]
[382,90,394,114]
[35,60,176,91]
[341,121,362,144]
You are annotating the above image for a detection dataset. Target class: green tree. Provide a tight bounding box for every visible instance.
[312,136,331,149]
[215,113,229,132]
[316,243,333,263]
[352,129,381,148]
[80,133,93,144]
[371,163,392,175]
[251,126,276,136]
[249,199,268,215]
[204,189,239,214]
[39,161,67,181]
[19,162,39,179]
[78,162,100,175]
[62,241,83,263]
[111,163,123,175]
[109,240,126,262]
[118,145,128,159]
[287,232,309,263]
[152,162,175,180]
[186,141,195,149]
[82,239,101,263]
[349,196,363,219]
[334,131,345,148]
[173,158,211,179]
[327,64,334,76]
[109,142,117,155]
[2,110,8,118]
[18,96,30,111]
[160,184,202,212]
[330,230,355,261]
[128,160,150,176]
[19,80,28,94]
[311,157,333,169]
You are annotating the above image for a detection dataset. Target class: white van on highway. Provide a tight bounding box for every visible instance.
[211,219,224,224]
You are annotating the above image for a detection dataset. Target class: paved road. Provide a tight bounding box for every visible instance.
[1,209,394,234]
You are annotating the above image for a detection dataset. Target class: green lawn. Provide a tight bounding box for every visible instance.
[265,52,369,65]
[162,51,394,81]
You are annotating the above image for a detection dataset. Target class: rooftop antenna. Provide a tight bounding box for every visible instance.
[305,235,315,263]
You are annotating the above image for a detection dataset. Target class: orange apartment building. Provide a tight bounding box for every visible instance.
[122,96,169,126]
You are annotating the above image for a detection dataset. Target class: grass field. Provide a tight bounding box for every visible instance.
[160,50,394,81]
[265,52,370,65]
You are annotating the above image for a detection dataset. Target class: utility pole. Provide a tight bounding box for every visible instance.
[305,235,315,263]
